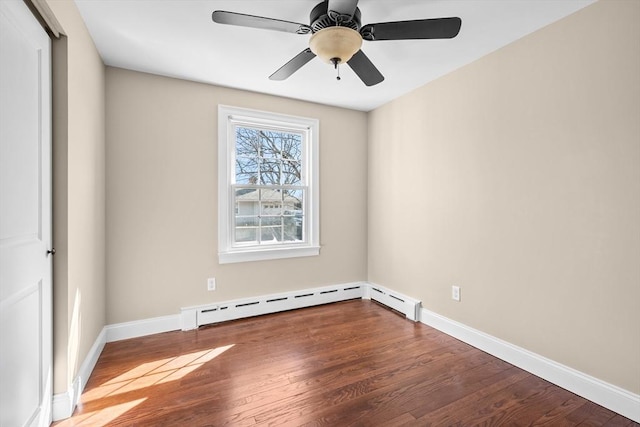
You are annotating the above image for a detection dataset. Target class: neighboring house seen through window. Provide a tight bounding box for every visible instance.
[218,105,319,263]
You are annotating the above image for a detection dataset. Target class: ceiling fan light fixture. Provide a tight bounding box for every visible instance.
[309,26,362,65]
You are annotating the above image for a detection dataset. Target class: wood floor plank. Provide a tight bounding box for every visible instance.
[449,375,560,425]
[411,366,532,425]
[604,414,636,426]
[568,401,621,426]
[53,300,638,426]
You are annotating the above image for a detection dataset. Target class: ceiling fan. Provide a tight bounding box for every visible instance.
[212,0,462,86]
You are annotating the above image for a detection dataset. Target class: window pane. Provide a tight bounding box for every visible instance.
[261,226,281,242]
[235,157,259,184]
[236,127,260,157]
[235,127,261,184]
[260,160,280,185]
[235,227,257,243]
[282,214,301,242]
[235,216,258,227]
[261,216,282,227]
[235,216,257,243]
[261,203,282,215]
[280,133,302,186]
[282,160,301,185]
[260,189,283,214]
[235,188,259,216]
[282,133,302,160]
[259,130,281,159]
[286,189,303,209]
[284,189,304,242]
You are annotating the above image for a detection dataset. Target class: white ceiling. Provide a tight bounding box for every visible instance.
[75,0,596,111]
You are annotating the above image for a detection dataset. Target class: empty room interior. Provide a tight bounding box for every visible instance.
[2,0,639,425]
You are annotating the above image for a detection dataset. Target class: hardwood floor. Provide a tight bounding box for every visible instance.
[55,300,637,426]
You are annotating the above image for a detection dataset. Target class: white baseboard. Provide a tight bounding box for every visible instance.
[105,314,182,342]
[420,307,640,423]
[52,327,106,421]
[52,387,72,422]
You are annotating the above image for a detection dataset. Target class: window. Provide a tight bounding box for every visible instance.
[218,105,319,263]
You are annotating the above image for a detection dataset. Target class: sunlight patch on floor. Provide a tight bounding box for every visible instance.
[80,344,235,403]
[54,398,147,427]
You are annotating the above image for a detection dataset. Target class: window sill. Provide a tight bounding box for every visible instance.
[218,245,320,264]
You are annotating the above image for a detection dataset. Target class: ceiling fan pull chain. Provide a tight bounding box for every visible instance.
[330,57,341,81]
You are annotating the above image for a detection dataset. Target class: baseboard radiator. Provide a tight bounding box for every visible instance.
[368,284,421,321]
[180,282,421,330]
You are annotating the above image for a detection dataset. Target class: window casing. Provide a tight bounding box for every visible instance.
[218,105,319,264]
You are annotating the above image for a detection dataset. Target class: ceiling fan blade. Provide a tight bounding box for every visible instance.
[347,50,384,86]
[212,11,311,34]
[361,17,462,41]
[327,0,359,22]
[269,49,317,81]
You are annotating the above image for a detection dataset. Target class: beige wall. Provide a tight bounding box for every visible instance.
[368,0,640,394]
[105,68,368,324]
[46,0,106,394]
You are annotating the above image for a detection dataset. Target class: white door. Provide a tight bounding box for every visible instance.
[0,0,53,426]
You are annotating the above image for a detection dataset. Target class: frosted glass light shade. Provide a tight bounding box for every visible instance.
[309,27,362,64]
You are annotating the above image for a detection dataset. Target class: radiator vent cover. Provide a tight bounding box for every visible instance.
[180,282,420,330]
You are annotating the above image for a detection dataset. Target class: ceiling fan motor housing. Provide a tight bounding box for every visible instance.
[310,1,361,32]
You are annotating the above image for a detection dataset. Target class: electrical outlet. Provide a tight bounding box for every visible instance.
[207,277,216,291]
[452,285,461,302]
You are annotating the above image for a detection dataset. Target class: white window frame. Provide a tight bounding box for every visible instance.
[218,105,320,264]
